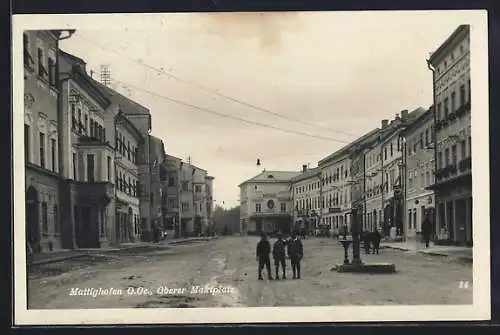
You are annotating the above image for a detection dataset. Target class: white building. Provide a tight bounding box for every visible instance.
[290,165,322,232]
[427,25,472,246]
[239,170,300,235]
[318,150,353,235]
[402,107,435,242]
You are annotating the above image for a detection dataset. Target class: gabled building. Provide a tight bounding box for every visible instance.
[149,135,167,234]
[239,170,300,235]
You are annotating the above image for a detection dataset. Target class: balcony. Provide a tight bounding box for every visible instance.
[435,164,458,181]
[75,181,114,205]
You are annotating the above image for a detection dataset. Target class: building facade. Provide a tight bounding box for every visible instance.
[149,135,167,235]
[58,49,118,249]
[318,152,353,235]
[162,154,182,236]
[427,25,472,246]
[24,30,75,252]
[205,176,215,233]
[290,165,322,232]
[402,107,436,242]
[93,80,154,242]
[239,170,300,235]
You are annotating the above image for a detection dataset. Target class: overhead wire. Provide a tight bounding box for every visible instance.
[76,33,359,138]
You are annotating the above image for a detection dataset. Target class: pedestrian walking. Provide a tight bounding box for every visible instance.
[371,229,382,255]
[256,232,273,280]
[422,213,432,248]
[272,233,287,280]
[287,232,303,279]
[361,230,371,254]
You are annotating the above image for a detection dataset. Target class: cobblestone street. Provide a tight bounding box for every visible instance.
[27,236,473,309]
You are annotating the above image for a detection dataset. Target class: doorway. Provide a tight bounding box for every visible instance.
[26,186,40,253]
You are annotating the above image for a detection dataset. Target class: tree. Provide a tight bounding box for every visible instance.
[212,205,240,234]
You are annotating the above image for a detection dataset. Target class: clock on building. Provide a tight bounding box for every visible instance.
[267,199,275,209]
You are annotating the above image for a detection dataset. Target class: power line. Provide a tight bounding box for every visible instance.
[91,70,352,144]
[76,34,359,138]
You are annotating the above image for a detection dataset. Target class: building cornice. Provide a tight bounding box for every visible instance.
[429,25,470,66]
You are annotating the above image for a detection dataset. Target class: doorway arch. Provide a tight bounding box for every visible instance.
[26,186,40,253]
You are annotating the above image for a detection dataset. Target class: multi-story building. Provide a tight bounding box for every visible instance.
[427,25,472,246]
[149,135,167,234]
[192,166,208,236]
[93,80,153,242]
[24,30,75,252]
[290,165,322,232]
[205,175,215,233]
[402,107,436,243]
[348,129,381,233]
[58,49,118,249]
[318,149,353,235]
[239,170,300,235]
[162,154,182,236]
[380,108,425,236]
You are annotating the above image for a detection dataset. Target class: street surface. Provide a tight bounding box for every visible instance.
[27,236,473,308]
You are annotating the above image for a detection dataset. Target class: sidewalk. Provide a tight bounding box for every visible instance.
[380,241,473,262]
[27,236,218,266]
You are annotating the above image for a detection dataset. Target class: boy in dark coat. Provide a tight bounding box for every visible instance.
[361,230,371,254]
[287,232,304,279]
[272,233,287,280]
[256,232,273,280]
[422,215,432,248]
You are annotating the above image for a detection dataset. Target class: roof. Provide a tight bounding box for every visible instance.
[149,135,166,162]
[92,80,150,116]
[238,170,301,187]
[401,107,434,137]
[290,167,321,183]
[379,107,426,145]
[429,25,470,66]
[318,128,380,166]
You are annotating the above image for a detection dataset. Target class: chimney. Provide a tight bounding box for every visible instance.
[401,109,409,119]
[395,113,401,120]
[381,119,389,128]
[302,164,307,173]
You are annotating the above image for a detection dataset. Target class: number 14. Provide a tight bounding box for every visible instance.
[459,280,471,289]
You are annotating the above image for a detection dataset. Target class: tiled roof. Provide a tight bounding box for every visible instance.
[92,80,150,115]
[290,167,321,183]
[239,170,301,186]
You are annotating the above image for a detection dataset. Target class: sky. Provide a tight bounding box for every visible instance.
[57,11,477,209]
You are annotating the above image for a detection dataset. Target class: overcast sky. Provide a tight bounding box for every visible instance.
[58,11,476,209]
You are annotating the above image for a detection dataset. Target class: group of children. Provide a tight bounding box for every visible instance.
[255,231,304,280]
[361,230,383,254]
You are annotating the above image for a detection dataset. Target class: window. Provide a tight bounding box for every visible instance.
[420,133,424,149]
[84,115,88,134]
[460,44,464,54]
[195,185,202,193]
[451,91,456,113]
[182,181,189,191]
[73,153,77,180]
[451,145,457,166]
[412,209,417,231]
[39,132,45,168]
[426,171,431,186]
[48,57,56,86]
[437,103,442,120]
[107,156,112,181]
[90,118,94,138]
[87,154,95,182]
[460,85,466,107]
[390,142,393,156]
[443,97,449,119]
[430,126,435,143]
[255,203,262,213]
[460,140,467,160]
[168,198,176,210]
[51,138,56,171]
[437,151,443,169]
[23,33,34,69]
[384,147,387,160]
[420,171,425,188]
[42,202,48,233]
[24,124,30,163]
[168,177,175,187]
[37,47,47,78]
[54,204,60,234]
[444,148,450,166]
[451,52,455,61]
[181,202,189,212]
[408,210,412,230]
[103,128,106,142]
[128,177,132,195]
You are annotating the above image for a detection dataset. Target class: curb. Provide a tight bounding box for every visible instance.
[381,245,473,262]
[28,253,87,267]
